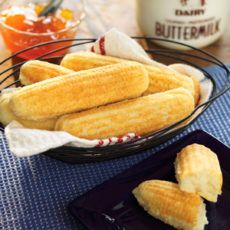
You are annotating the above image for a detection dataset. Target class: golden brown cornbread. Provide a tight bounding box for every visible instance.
[169,63,201,105]
[55,88,194,139]
[19,60,74,85]
[188,75,200,105]
[143,65,195,98]
[133,180,208,230]
[61,51,122,71]
[0,91,56,130]
[175,144,223,202]
[61,51,195,99]
[10,62,149,121]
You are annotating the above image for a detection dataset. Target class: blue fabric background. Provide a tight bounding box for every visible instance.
[0,66,230,229]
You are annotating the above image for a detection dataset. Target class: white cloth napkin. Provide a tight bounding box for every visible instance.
[4,28,212,157]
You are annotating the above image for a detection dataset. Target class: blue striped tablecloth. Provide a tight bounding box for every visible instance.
[0,65,230,230]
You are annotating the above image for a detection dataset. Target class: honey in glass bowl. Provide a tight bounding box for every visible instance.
[0,1,85,59]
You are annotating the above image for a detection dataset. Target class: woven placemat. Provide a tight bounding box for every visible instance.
[0,65,230,230]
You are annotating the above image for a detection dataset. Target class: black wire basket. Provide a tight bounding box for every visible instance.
[0,37,229,164]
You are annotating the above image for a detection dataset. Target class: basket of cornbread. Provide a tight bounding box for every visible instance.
[0,30,229,162]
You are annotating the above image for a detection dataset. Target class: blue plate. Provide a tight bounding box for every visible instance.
[69,130,230,229]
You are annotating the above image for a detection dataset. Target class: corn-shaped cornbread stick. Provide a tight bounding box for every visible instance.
[169,63,201,105]
[55,88,194,139]
[0,91,56,130]
[175,144,223,202]
[10,62,149,121]
[19,60,75,85]
[61,51,122,71]
[133,180,208,230]
[61,51,195,99]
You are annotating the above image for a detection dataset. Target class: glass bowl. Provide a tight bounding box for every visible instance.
[0,0,85,59]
